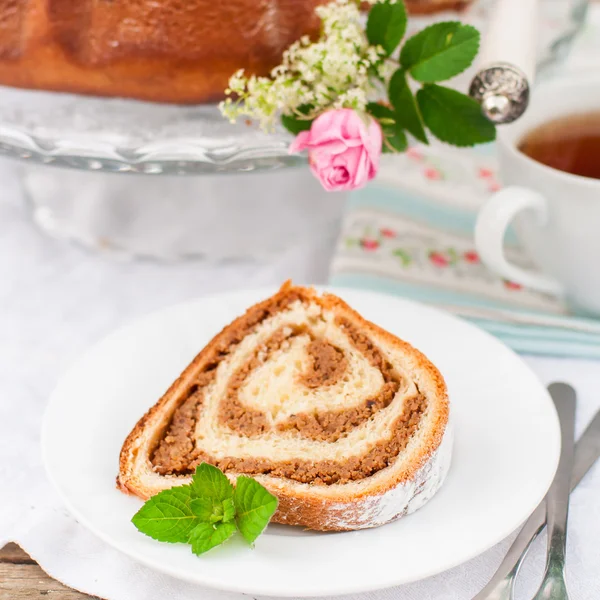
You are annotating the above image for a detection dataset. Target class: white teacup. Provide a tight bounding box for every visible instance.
[475,74,600,316]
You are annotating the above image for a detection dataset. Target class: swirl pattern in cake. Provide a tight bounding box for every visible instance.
[118,283,451,531]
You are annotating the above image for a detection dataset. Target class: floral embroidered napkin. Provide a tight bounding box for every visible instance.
[329,145,600,359]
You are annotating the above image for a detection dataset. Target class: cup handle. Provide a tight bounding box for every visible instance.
[475,186,564,296]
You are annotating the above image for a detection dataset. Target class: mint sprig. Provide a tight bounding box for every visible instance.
[132,463,278,556]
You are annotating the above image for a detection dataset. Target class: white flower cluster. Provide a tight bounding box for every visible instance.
[219,0,387,131]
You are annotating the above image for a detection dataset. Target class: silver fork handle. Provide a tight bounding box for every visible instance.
[533,383,576,600]
[545,384,576,568]
[473,394,600,600]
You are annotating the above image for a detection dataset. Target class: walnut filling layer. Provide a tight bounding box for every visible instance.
[277,319,403,441]
[301,338,348,388]
[152,391,426,484]
[196,393,426,485]
[215,322,402,442]
[150,296,425,484]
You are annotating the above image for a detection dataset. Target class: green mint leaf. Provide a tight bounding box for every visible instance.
[366,0,408,56]
[389,69,428,144]
[281,105,314,135]
[233,476,278,545]
[417,84,496,147]
[190,498,223,523]
[222,498,236,523]
[400,22,479,82]
[191,463,234,502]
[189,522,237,556]
[191,492,236,524]
[132,485,198,543]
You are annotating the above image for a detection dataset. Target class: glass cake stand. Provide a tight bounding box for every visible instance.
[1,89,346,260]
[0,0,588,260]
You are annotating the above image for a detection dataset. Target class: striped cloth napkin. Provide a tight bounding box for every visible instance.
[329,145,600,359]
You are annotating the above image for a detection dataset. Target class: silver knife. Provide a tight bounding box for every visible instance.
[531,383,575,600]
[474,383,600,600]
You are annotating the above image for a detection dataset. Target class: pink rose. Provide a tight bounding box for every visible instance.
[289,109,382,192]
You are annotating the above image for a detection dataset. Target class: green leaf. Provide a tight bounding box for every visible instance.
[417,84,496,147]
[222,498,236,523]
[281,105,314,135]
[189,522,237,556]
[190,498,214,521]
[400,22,479,82]
[367,102,407,153]
[366,0,408,56]
[383,127,408,153]
[190,498,223,524]
[393,248,412,267]
[366,102,395,123]
[191,463,234,502]
[388,69,428,144]
[233,476,278,545]
[446,247,459,265]
[132,485,198,543]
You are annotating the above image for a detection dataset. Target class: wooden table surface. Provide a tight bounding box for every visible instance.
[0,543,98,599]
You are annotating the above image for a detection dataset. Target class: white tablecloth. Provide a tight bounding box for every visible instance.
[1,154,600,600]
[3,8,600,594]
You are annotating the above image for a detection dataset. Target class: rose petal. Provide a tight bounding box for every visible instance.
[341,109,363,140]
[314,139,350,156]
[288,130,312,154]
[324,165,351,191]
[352,149,371,188]
[304,111,346,146]
[360,118,383,162]
[332,146,361,177]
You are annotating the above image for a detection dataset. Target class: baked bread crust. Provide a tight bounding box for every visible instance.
[0,0,322,104]
[118,283,451,531]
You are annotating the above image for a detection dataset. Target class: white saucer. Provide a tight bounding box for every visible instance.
[42,287,560,597]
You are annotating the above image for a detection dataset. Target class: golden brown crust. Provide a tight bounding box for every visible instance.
[0,0,323,104]
[117,282,450,531]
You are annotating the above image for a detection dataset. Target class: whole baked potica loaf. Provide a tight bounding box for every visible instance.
[118,283,451,531]
[0,0,322,104]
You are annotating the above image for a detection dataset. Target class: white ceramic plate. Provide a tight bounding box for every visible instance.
[42,288,560,597]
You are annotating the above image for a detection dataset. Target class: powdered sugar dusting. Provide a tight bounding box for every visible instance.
[322,417,454,530]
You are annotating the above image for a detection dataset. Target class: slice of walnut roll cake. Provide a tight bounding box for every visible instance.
[118,282,451,531]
